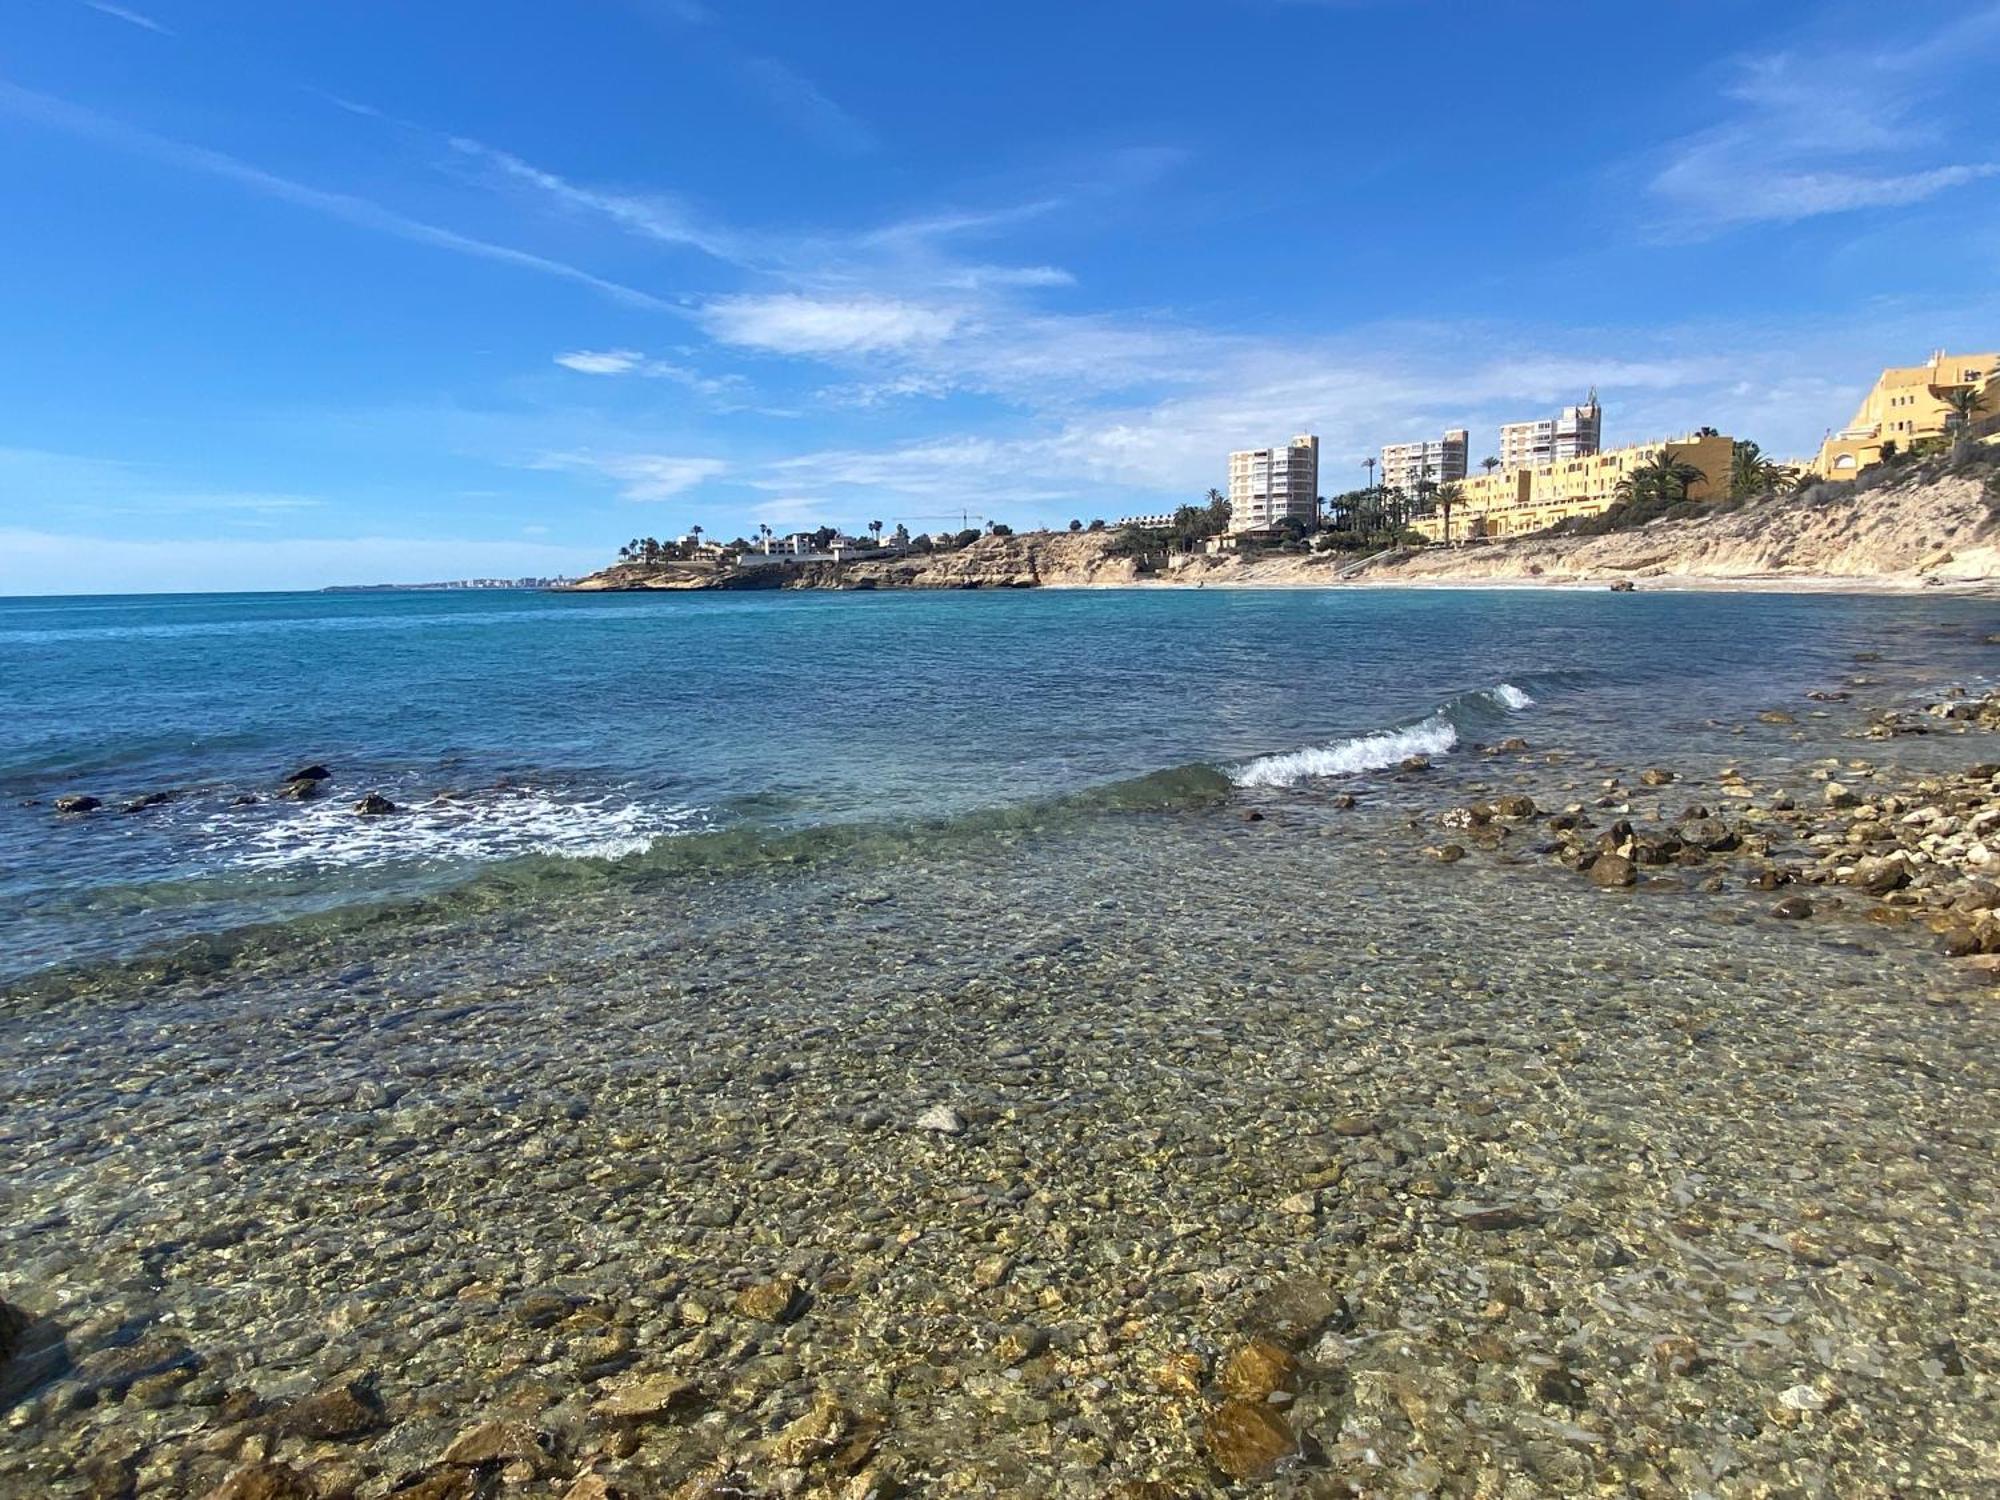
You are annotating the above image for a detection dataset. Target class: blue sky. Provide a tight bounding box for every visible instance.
[1,0,1997,592]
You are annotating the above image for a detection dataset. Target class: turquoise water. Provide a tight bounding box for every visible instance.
[2,585,1995,978]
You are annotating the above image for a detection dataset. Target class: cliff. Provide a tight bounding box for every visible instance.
[568,460,2000,596]
[1348,464,2000,588]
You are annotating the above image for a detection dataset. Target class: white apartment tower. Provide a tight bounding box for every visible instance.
[1229,434,1320,533]
[1380,429,1469,496]
[1499,391,1602,471]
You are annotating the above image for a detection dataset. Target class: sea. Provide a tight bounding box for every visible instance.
[2,584,1995,983]
[5,583,2000,1496]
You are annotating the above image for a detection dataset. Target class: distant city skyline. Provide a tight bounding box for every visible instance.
[2,1,1998,592]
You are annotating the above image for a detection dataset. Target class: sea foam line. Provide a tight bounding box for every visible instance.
[1229,682,1534,789]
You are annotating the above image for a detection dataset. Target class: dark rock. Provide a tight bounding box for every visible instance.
[1770,896,1813,920]
[1489,736,1530,753]
[1586,853,1637,888]
[1758,709,1797,725]
[54,794,100,814]
[1241,809,1264,822]
[266,1376,386,1440]
[205,1463,319,1500]
[1639,767,1676,786]
[1455,1203,1544,1231]
[230,793,259,806]
[284,764,331,783]
[1399,755,1431,773]
[278,778,321,802]
[0,1297,27,1363]
[353,793,398,816]
[1330,793,1357,809]
[1678,816,1739,852]
[1202,1400,1294,1480]
[1608,579,1636,592]
[1493,793,1537,819]
[732,1278,806,1323]
[1428,843,1465,863]
[120,791,175,813]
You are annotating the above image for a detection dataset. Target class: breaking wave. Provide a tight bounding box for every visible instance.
[1229,682,1535,789]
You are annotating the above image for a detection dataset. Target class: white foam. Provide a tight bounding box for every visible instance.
[199,787,704,872]
[1230,714,1459,788]
[1490,682,1535,710]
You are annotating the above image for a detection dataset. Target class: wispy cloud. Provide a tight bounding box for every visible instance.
[78,1,171,35]
[739,55,876,155]
[1647,6,2000,235]
[552,349,749,403]
[530,451,727,501]
[699,295,963,355]
[0,82,671,309]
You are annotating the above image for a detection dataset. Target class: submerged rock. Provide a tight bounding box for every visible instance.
[1202,1399,1294,1479]
[1586,853,1637,887]
[914,1103,964,1134]
[53,794,100,814]
[353,793,398,816]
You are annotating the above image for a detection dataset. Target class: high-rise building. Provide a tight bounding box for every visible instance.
[1380,429,1468,496]
[1410,430,1734,542]
[1499,392,1602,471]
[1228,434,1319,533]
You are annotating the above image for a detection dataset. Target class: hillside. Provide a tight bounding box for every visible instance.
[567,462,2000,596]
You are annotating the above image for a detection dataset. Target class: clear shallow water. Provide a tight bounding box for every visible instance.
[3,584,1997,978]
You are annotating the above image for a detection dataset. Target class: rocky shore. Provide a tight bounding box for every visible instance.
[3,659,1998,1498]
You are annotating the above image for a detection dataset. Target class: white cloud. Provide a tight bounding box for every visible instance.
[531,451,727,501]
[0,83,671,309]
[700,294,962,354]
[1647,10,2000,235]
[79,1,171,34]
[555,349,646,374]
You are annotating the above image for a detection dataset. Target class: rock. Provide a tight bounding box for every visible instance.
[266,1376,385,1440]
[1427,843,1465,864]
[1437,805,1491,830]
[353,793,398,816]
[592,1372,701,1423]
[762,1390,854,1468]
[285,764,331,783]
[1493,793,1537,819]
[1770,896,1814,921]
[230,793,259,806]
[0,1297,26,1363]
[1250,1276,1348,1346]
[441,1419,545,1466]
[1758,710,1797,725]
[1824,782,1860,809]
[1241,809,1265,822]
[1398,754,1431,773]
[993,1325,1047,1366]
[1677,816,1739,851]
[121,791,174,813]
[1329,1114,1379,1137]
[1329,793,1357,809]
[1847,856,1910,896]
[1154,1350,1206,1399]
[1218,1339,1298,1401]
[1202,1400,1294,1480]
[1608,580,1636,593]
[1651,1336,1705,1377]
[53,794,100,813]
[1490,737,1530,753]
[913,1104,964,1134]
[1639,768,1676,786]
[732,1278,805,1323]
[278,778,321,802]
[205,1463,318,1500]
[1586,853,1636,888]
[1454,1202,1543,1231]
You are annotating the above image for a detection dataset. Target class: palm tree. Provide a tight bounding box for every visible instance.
[690,525,704,550]
[1363,457,1377,491]
[1729,440,1790,500]
[869,519,884,545]
[1941,384,1988,428]
[1615,451,1708,508]
[1435,482,1463,545]
[1204,487,1225,507]
[1481,455,1501,475]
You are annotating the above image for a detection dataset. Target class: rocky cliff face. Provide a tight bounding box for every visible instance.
[569,531,1152,592]
[1355,468,2000,587]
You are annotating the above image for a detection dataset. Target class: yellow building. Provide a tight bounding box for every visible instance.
[1411,432,1734,542]
[1812,350,1998,479]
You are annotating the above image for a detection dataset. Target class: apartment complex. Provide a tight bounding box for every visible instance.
[1812,351,1999,479]
[1229,434,1320,533]
[1410,431,1733,542]
[1499,394,1602,471]
[1380,429,1468,496]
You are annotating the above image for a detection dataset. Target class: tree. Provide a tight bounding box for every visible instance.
[951,528,982,549]
[1481,455,1501,475]
[989,522,1014,537]
[1879,439,1900,463]
[811,525,838,550]
[869,519,884,544]
[1434,482,1463,545]
[1729,440,1791,500]
[1941,385,1988,428]
[1614,451,1707,508]
[1087,518,1106,532]
[1069,518,1083,531]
